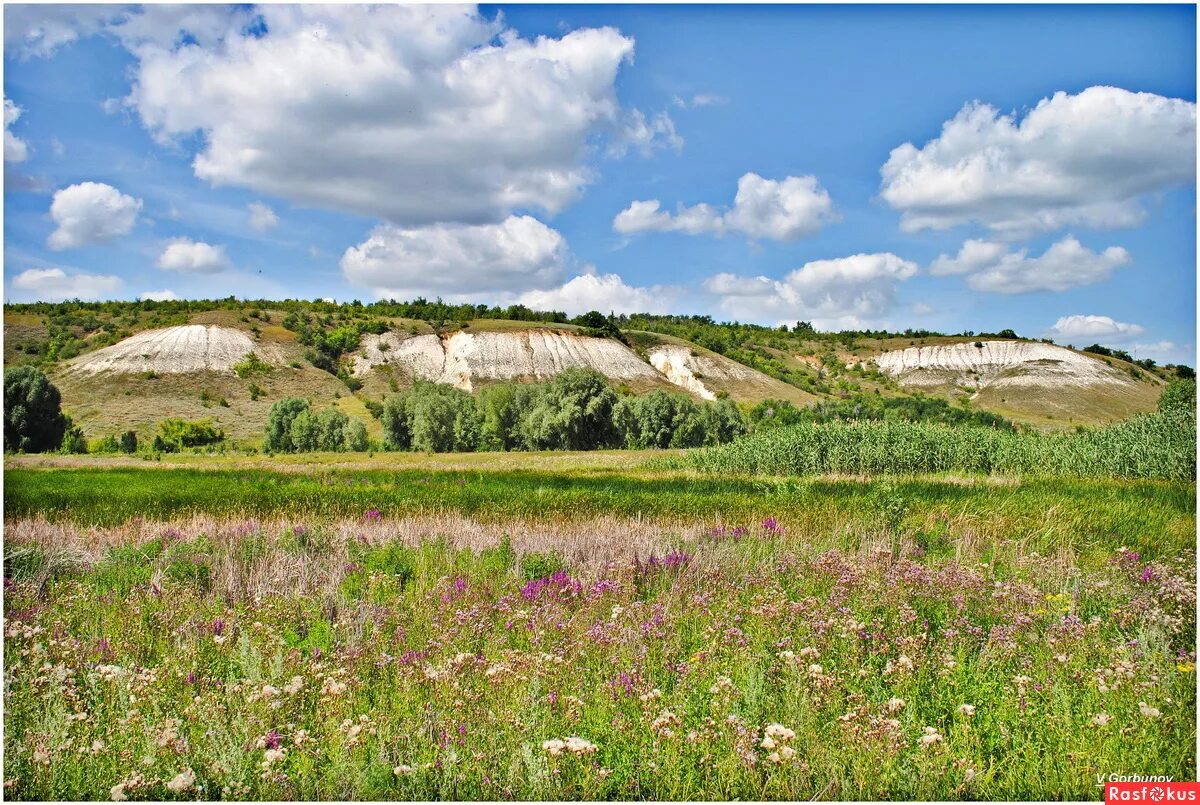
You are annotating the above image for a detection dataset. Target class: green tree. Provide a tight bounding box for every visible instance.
[478,383,537,451]
[518,368,618,451]
[264,398,311,452]
[4,366,69,453]
[381,382,481,453]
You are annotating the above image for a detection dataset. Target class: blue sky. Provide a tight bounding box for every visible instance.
[3,4,1196,363]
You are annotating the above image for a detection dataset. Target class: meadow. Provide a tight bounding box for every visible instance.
[3,450,1197,800]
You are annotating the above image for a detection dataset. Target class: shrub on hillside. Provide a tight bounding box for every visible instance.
[157,418,224,450]
[4,366,69,453]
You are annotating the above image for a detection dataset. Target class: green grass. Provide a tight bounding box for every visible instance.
[670,411,1196,482]
[4,465,1196,562]
[4,511,1195,800]
[4,452,1196,800]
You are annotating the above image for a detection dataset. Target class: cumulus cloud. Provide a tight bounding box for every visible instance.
[341,215,568,299]
[880,86,1196,236]
[4,98,29,163]
[614,173,836,241]
[703,252,918,330]
[1048,314,1145,341]
[139,289,179,301]
[9,267,122,301]
[247,202,278,233]
[518,271,674,316]
[930,236,1130,294]
[118,5,661,225]
[47,182,142,250]
[156,238,231,274]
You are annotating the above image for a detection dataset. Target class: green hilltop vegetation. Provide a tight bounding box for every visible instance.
[2,297,1193,466]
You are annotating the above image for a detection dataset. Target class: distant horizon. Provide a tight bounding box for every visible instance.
[4,4,1195,364]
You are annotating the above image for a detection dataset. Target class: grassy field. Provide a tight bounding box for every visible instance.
[3,453,1196,800]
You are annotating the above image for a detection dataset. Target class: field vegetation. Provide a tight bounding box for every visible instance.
[3,460,1195,800]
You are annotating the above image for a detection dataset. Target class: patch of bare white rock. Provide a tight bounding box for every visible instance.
[66,325,284,375]
[871,340,1133,390]
[354,330,762,398]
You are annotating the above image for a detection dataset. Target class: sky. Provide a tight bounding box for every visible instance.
[2,3,1196,364]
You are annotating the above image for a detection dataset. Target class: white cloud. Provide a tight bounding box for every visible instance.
[47,182,142,250]
[247,202,278,233]
[608,109,683,157]
[341,215,568,299]
[139,289,179,302]
[120,6,657,225]
[156,238,231,274]
[518,272,673,316]
[1048,314,1145,341]
[911,302,934,316]
[880,86,1196,236]
[614,173,836,241]
[3,4,125,59]
[1129,341,1178,361]
[703,252,918,330]
[10,268,122,301]
[931,236,1130,294]
[4,98,29,163]
[672,93,727,109]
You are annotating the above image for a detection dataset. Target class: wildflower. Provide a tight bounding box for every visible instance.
[321,677,348,697]
[918,727,943,748]
[1138,702,1161,719]
[957,704,976,718]
[283,676,304,695]
[1091,713,1113,727]
[1177,663,1196,673]
[760,735,777,750]
[293,730,309,746]
[31,745,50,765]
[564,737,597,755]
[651,710,681,737]
[541,739,566,757]
[776,650,795,662]
[166,769,195,794]
[110,784,127,802]
[798,647,820,660]
[260,684,280,699]
[393,765,414,775]
[886,697,906,714]
[764,723,796,741]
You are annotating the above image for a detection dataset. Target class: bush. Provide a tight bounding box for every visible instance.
[118,430,138,453]
[60,423,87,454]
[157,418,224,450]
[232,351,271,378]
[4,366,69,453]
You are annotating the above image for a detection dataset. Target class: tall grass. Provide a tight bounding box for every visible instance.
[673,410,1196,481]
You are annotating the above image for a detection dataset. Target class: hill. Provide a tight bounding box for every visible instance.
[3,299,1183,444]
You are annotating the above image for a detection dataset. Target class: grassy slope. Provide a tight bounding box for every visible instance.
[5,309,1166,438]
